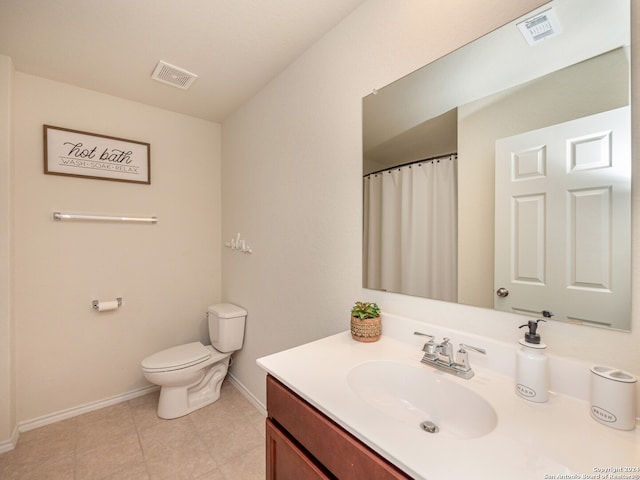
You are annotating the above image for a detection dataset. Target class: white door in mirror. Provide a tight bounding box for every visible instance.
[494,107,631,329]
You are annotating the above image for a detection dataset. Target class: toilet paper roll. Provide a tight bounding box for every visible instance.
[96,300,120,312]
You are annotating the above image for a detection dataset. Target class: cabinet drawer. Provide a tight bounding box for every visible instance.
[266,375,411,480]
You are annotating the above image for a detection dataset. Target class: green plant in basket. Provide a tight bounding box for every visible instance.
[350,302,382,342]
[351,301,381,320]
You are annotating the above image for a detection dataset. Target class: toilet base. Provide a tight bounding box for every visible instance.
[157,358,230,419]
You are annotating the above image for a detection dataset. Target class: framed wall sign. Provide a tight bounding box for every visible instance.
[44,125,151,184]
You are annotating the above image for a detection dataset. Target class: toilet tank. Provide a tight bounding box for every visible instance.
[208,303,247,353]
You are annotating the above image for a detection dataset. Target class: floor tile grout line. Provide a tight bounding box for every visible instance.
[129,397,153,480]
[73,416,78,480]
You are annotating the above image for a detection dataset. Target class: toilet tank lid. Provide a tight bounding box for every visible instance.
[208,303,247,318]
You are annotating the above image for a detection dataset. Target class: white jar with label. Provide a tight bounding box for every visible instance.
[590,365,637,430]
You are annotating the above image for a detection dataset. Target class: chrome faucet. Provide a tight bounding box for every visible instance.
[436,338,453,364]
[413,332,486,379]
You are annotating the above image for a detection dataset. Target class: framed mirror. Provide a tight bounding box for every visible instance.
[362,0,631,331]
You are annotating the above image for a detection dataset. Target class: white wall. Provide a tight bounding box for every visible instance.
[12,73,222,422]
[222,0,640,407]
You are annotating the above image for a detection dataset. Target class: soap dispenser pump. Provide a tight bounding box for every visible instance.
[515,319,548,403]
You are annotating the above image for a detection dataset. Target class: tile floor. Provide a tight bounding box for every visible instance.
[0,381,266,479]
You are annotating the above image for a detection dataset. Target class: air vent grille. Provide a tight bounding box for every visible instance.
[517,8,562,46]
[151,61,198,90]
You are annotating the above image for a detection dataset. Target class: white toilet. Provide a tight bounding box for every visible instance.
[141,303,247,419]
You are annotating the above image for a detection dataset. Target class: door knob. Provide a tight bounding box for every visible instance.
[496,287,509,297]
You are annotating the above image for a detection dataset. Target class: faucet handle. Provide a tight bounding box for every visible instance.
[458,343,486,355]
[413,331,433,339]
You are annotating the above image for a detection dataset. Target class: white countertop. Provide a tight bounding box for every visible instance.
[257,318,640,480]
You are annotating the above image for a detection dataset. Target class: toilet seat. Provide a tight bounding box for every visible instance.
[141,342,213,372]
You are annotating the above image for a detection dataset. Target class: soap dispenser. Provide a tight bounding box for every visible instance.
[515,319,548,403]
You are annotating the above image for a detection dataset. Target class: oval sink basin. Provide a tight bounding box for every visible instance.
[347,360,497,439]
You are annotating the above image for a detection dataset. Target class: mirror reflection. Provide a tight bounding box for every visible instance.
[362,0,631,331]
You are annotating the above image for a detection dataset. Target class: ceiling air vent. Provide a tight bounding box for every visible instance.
[151,61,198,90]
[517,8,562,46]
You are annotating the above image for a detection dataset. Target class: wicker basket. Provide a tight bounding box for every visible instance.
[350,316,381,343]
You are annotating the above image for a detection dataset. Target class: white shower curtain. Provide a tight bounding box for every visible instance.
[363,155,458,301]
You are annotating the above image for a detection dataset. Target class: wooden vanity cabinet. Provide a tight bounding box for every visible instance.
[266,375,412,480]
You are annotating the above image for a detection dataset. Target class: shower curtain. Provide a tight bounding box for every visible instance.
[363,154,458,301]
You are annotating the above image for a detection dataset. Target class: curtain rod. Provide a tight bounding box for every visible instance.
[364,152,457,177]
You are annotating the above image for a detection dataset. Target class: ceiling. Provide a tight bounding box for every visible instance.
[0,0,365,122]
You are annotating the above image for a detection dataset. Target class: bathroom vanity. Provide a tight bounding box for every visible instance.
[257,314,640,480]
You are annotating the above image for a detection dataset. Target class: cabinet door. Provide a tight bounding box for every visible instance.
[266,419,333,480]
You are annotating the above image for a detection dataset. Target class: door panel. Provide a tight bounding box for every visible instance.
[495,107,630,328]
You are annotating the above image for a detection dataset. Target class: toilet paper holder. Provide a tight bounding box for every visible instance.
[92,298,122,310]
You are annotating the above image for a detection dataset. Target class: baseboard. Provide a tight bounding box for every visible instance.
[0,425,19,454]
[227,373,267,416]
[17,384,159,434]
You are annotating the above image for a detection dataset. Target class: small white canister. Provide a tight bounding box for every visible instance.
[590,365,637,431]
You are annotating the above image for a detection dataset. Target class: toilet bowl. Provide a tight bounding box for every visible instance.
[141,303,247,419]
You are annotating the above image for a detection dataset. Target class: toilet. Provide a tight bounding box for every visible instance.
[141,303,247,419]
